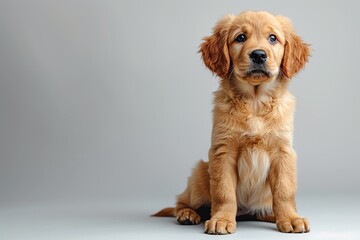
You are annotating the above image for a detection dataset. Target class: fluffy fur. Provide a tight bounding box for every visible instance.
[153,11,310,235]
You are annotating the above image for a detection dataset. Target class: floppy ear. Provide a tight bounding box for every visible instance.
[277,16,310,79]
[199,15,234,78]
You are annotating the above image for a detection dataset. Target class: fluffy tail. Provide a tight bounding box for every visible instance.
[151,207,176,217]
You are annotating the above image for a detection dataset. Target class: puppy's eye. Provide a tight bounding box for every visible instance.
[268,34,278,44]
[235,34,246,43]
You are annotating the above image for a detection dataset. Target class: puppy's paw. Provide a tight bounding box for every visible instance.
[276,216,310,233]
[176,208,201,225]
[204,218,236,234]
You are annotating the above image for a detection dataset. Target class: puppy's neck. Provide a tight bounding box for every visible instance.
[223,76,287,112]
[227,76,283,98]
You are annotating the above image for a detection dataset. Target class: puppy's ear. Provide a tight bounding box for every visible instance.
[199,15,234,78]
[277,16,310,79]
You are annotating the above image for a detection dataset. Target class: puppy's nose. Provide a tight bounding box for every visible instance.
[249,49,267,64]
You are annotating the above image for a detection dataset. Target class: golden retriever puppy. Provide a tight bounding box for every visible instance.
[153,11,310,235]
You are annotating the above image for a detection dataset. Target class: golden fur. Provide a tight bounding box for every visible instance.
[153,11,310,234]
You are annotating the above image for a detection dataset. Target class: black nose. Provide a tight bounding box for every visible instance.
[249,49,267,64]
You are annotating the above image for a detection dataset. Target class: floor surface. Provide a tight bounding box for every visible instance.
[0,193,359,240]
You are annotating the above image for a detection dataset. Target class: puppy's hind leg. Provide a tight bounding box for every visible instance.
[175,160,211,225]
[176,202,201,225]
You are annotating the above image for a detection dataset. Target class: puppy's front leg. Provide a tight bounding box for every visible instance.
[204,143,238,235]
[269,147,310,233]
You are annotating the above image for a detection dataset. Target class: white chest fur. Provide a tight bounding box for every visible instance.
[236,147,272,215]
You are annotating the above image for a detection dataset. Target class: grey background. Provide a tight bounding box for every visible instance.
[1,0,359,208]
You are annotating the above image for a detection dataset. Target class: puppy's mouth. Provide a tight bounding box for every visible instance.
[245,67,271,78]
[240,65,274,85]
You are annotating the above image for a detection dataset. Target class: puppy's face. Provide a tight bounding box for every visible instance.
[200,11,309,84]
[228,12,285,85]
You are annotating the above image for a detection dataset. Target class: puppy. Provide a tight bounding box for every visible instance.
[153,11,310,235]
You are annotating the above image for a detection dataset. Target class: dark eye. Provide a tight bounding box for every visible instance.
[235,34,246,43]
[268,34,278,44]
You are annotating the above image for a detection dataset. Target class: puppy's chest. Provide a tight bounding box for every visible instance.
[235,108,273,209]
[235,106,273,144]
[243,114,266,135]
[230,99,280,152]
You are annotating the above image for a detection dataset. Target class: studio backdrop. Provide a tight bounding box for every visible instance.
[0,0,359,206]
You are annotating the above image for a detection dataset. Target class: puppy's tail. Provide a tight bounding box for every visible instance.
[151,207,176,217]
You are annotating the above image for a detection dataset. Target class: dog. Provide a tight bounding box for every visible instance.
[153,11,310,235]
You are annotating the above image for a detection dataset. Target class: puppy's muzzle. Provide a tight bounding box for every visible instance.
[244,49,271,78]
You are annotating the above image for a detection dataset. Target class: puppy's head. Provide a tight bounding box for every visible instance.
[200,11,310,85]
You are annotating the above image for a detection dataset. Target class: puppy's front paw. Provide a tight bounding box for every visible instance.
[204,218,236,235]
[276,216,310,233]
